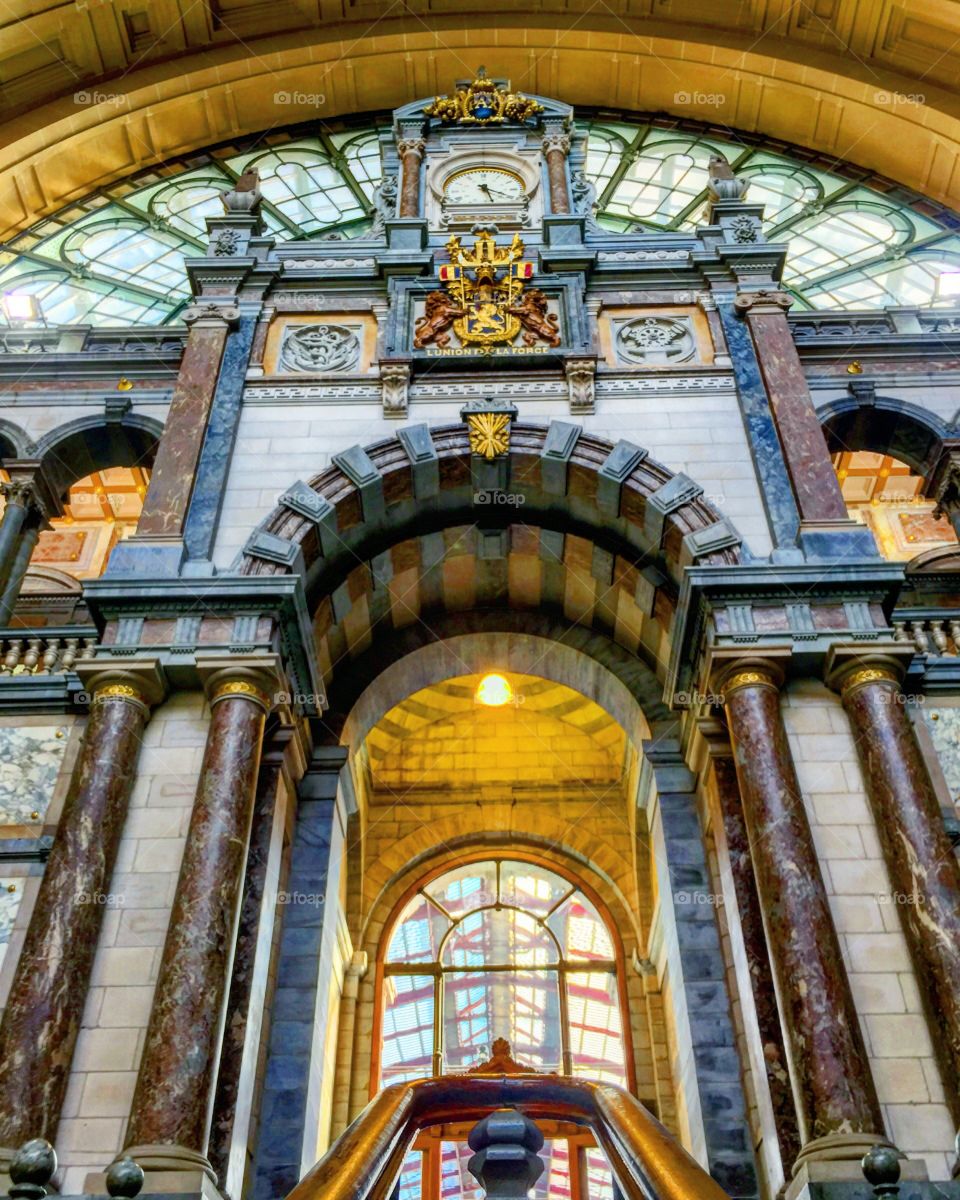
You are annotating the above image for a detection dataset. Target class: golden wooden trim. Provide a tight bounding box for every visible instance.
[840,666,899,695]
[210,678,273,710]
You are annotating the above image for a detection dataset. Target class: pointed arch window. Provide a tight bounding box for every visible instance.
[378,859,628,1087]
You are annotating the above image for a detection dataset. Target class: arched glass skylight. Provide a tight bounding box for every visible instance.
[2,116,959,327]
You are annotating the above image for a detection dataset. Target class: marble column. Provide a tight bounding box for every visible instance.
[715,659,890,1170]
[733,291,848,524]
[542,131,572,214]
[123,666,274,1186]
[0,481,35,595]
[0,664,164,1160]
[712,755,801,1171]
[929,445,960,540]
[136,304,237,539]
[831,657,960,1130]
[0,510,42,625]
[396,138,425,219]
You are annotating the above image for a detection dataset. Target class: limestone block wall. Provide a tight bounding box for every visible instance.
[213,381,772,569]
[54,691,208,1195]
[781,681,955,1179]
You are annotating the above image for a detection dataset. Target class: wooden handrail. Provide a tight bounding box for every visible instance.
[285,1076,732,1200]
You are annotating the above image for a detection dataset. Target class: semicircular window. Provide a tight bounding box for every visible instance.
[380,859,627,1085]
[3,116,960,326]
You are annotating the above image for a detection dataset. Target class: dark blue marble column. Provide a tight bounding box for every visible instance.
[251,745,349,1200]
[643,739,759,1200]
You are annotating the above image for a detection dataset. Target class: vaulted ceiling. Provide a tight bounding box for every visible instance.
[1,1,960,236]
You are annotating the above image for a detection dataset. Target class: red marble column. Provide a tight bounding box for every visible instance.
[716,660,890,1169]
[712,755,801,1170]
[734,291,848,523]
[123,669,273,1182]
[396,138,425,219]
[542,131,571,214]
[0,667,163,1157]
[832,659,960,1130]
[137,306,235,538]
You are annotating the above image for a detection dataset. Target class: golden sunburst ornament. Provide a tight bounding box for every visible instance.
[467,411,511,460]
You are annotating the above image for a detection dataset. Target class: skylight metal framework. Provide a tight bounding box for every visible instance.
[3,115,957,327]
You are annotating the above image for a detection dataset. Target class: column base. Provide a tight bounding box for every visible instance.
[786,1134,927,1200]
[85,1147,219,1197]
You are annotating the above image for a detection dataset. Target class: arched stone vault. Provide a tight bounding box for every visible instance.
[242,421,740,712]
[4,9,960,232]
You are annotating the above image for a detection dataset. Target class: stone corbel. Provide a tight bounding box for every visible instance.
[380,360,411,419]
[733,289,793,317]
[927,443,960,534]
[564,357,596,415]
[182,302,241,329]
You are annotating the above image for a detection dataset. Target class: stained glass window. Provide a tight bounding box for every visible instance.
[3,115,959,328]
[380,860,626,1086]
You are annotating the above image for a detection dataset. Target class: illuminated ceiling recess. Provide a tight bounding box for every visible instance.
[3,117,960,328]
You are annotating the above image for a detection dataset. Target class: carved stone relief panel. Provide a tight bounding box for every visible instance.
[263,313,377,375]
[599,307,715,369]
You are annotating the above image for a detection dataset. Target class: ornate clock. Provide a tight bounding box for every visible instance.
[443,168,525,205]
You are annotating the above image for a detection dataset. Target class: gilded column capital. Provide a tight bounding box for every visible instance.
[823,646,912,699]
[76,659,167,717]
[710,655,786,700]
[197,653,284,714]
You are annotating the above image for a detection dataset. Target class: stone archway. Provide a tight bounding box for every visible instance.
[240,420,741,705]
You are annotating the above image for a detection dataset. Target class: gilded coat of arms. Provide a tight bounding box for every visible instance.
[423,67,544,126]
[413,229,561,351]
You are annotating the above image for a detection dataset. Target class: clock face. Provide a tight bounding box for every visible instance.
[444,168,525,205]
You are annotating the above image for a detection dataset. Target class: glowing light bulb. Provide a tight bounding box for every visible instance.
[475,673,513,707]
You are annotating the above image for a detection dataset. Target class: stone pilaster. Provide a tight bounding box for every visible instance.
[828,651,960,1135]
[122,658,279,1191]
[0,661,165,1164]
[714,659,892,1173]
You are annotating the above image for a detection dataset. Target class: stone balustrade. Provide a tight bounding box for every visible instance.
[893,617,960,657]
[0,634,96,676]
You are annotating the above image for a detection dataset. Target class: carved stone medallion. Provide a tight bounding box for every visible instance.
[279,324,361,373]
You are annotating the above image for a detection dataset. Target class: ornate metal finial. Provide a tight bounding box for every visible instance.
[220,167,262,215]
[424,71,543,126]
[467,1108,545,1199]
[862,1145,901,1200]
[105,1157,145,1199]
[8,1139,56,1200]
